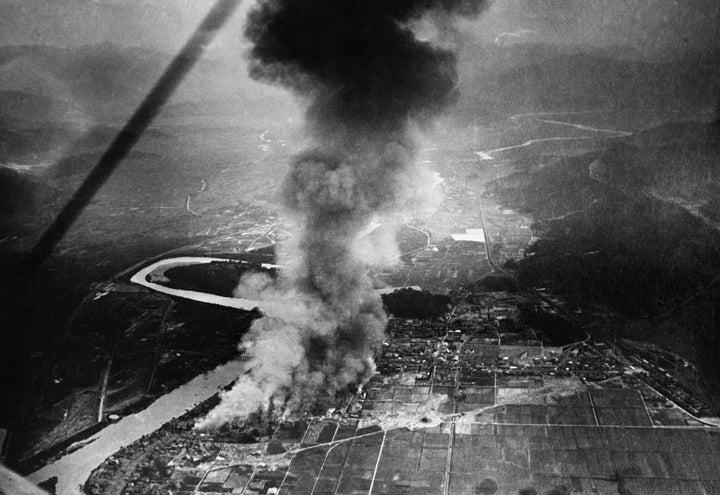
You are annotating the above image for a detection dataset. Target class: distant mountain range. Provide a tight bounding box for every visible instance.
[0,42,299,159]
[2,40,719,218]
[0,90,84,123]
[457,42,720,120]
[0,0,205,52]
[1,40,717,127]
[0,42,251,123]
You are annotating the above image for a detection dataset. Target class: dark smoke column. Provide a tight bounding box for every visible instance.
[246,0,486,139]
[197,0,487,428]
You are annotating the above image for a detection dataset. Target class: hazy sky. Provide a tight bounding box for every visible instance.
[0,0,718,59]
[476,0,720,58]
[0,0,250,56]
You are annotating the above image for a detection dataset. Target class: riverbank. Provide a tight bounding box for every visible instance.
[28,360,248,495]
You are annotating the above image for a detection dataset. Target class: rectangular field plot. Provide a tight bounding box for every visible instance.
[370,470,444,495]
[393,386,421,402]
[547,406,596,425]
[455,385,495,410]
[553,449,590,477]
[317,423,338,443]
[334,420,358,441]
[650,428,716,453]
[572,426,609,450]
[611,450,672,479]
[365,390,394,401]
[464,386,495,404]
[377,430,424,474]
[370,430,446,494]
[595,406,651,426]
[449,472,533,495]
[495,404,548,424]
[245,466,286,494]
[451,438,503,473]
[650,407,694,426]
[603,427,715,453]
[274,420,308,443]
[548,426,581,450]
[279,422,720,494]
[624,479,712,495]
[497,375,543,388]
[459,370,495,386]
[222,465,254,491]
[418,446,448,472]
[294,448,355,495]
[334,476,372,495]
[282,447,329,495]
[551,390,592,408]
[582,449,615,477]
[589,388,645,408]
[300,420,336,446]
[342,434,384,471]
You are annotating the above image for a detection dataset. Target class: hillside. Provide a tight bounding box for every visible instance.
[486,119,720,397]
[0,167,57,214]
[590,121,720,223]
[457,47,720,119]
[0,90,85,123]
[0,54,74,103]
[0,43,247,124]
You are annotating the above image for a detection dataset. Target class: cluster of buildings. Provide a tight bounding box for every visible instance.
[81,282,720,495]
[83,397,283,495]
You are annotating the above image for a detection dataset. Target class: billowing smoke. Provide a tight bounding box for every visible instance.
[197,0,487,429]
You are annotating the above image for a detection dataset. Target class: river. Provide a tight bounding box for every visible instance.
[130,256,408,313]
[25,252,423,492]
[28,360,248,495]
[26,257,271,494]
[129,256,286,317]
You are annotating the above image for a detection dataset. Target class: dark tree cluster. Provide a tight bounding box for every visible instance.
[0,167,56,213]
[518,301,583,346]
[160,261,277,298]
[381,288,451,319]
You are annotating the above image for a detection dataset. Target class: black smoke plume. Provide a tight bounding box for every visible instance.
[197,0,486,428]
[246,0,485,137]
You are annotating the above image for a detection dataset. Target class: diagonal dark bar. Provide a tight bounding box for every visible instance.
[25,0,242,267]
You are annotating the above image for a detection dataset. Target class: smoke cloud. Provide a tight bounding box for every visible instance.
[197,0,487,429]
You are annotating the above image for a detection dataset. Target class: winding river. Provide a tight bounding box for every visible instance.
[129,256,286,317]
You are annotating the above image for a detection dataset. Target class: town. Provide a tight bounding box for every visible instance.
[82,284,720,495]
